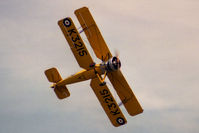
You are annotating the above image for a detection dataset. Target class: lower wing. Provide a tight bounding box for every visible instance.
[90,77,127,127]
[58,17,94,70]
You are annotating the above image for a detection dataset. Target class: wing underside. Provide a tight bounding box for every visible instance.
[107,70,143,116]
[90,77,127,127]
[58,17,94,70]
[75,7,112,62]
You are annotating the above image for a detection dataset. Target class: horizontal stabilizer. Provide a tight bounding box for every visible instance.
[54,85,70,99]
[45,68,62,83]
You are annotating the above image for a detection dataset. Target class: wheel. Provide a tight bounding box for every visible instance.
[99,82,106,86]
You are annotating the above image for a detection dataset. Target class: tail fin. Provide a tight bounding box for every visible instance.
[44,68,70,99]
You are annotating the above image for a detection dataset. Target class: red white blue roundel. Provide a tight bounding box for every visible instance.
[116,117,125,125]
[63,18,71,27]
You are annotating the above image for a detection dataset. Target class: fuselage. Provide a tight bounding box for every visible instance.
[56,64,105,86]
[55,56,121,87]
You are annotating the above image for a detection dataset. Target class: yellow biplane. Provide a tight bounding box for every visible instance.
[45,7,143,127]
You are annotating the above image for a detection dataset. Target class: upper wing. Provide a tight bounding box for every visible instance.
[107,70,143,116]
[90,77,127,127]
[75,7,112,62]
[58,17,94,70]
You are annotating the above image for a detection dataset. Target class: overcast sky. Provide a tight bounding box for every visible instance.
[0,0,199,133]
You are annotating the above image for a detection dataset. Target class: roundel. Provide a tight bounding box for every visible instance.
[63,18,71,27]
[116,117,125,125]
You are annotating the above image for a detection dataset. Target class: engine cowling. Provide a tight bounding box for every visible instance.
[106,56,121,71]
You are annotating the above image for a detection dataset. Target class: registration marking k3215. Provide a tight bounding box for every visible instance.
[99,88,126,125]
[63,18,88,56]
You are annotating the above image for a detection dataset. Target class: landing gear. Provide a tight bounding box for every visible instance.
[89,62,96,68]
[96,71,108,86]
[99,82,106,86]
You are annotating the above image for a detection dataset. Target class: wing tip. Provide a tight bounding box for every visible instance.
[74,6,89,15]
[129,108,144,116]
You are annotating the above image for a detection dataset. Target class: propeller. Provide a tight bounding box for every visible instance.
[115,50,120,66]
[115,49,119,59]
[112,50,121,70]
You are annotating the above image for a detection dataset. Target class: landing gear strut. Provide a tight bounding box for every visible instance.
[96,71,107,86]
